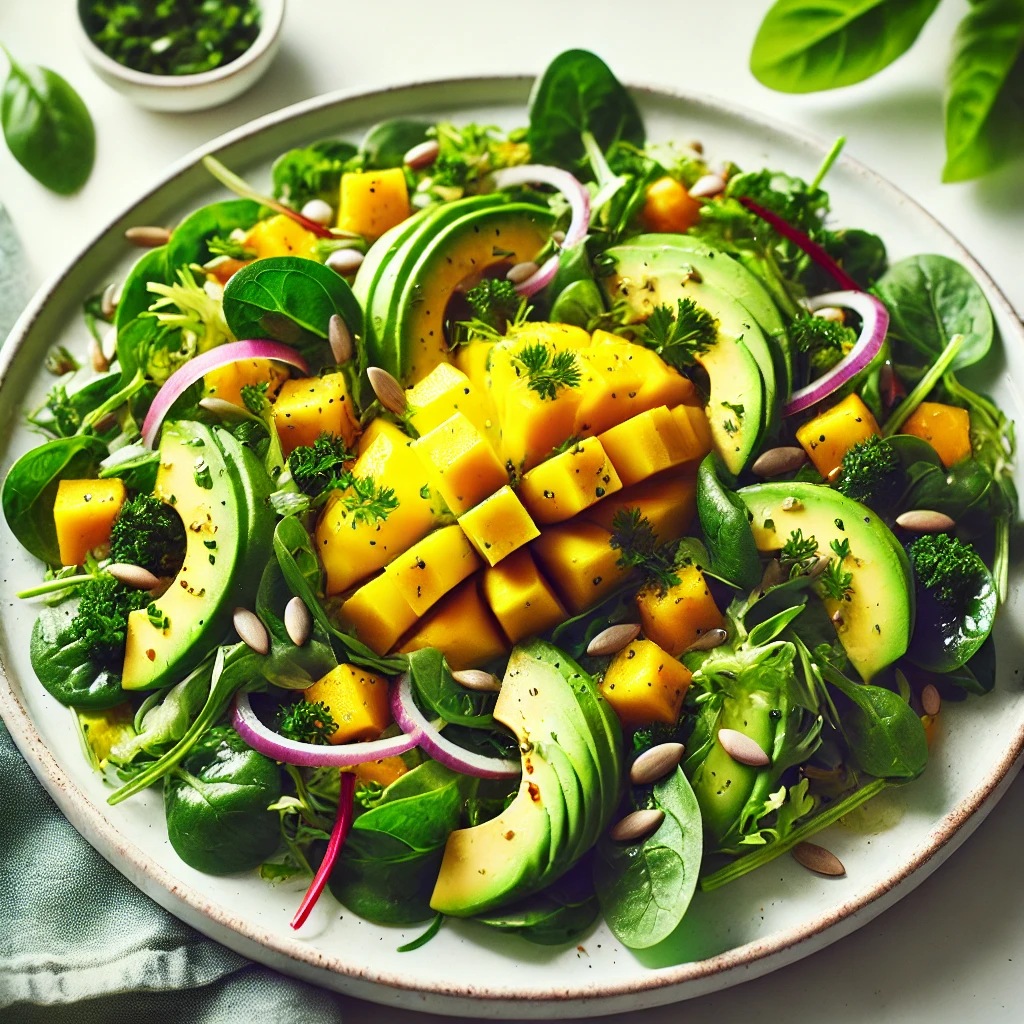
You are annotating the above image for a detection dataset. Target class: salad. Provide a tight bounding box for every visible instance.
[2,48,1015,954]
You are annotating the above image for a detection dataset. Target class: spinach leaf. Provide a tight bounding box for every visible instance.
[272,138,358,207]
[115,246,170,335]
[29,371,123,438]
[166,198,262,269]
[164,726,282,875]
[750,0,941,93]
[360,119,431,169]
[2,434,107,564]
[593,767,702,949]
[527,49,644,169]
[696,454,762,590]
[875,254,994,369]
[1,46,95,194]
[550,279,606,329]
[940,635,996,696]
[943,0,1024,183]
[407,646,496,729]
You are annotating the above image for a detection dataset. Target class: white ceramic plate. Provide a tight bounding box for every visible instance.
[1,77,1022,1019]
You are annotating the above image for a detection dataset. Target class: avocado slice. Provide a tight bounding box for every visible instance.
[212,428,275,578]
[738,481,913,680]
[122,421,246,690]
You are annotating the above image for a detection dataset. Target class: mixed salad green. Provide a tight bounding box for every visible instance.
[1,49,1015,955]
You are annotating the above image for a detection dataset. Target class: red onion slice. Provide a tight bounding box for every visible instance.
[783,291,890,417]
[490,165,590,298]
[390,674,520,780]
[140,340,308,448]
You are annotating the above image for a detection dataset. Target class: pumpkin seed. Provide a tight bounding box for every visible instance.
[718,727,770,767]
[101,281,121,320]
[552,229,566,245]
[107,563,161,590]
[813,306,846,323]
[751,446,807,478]
[328,314,354,364]
[684,627,728,653]
[125,225,171,248]
[610,808,665,843]
[921,683,941,716]
[688,173,726,199]
[688,140,704,154]
[809,554,832,579]
[404,139,440,169]
[586,622,641,657]
[451,669,501,692]
[754,558,786,596]
[326,248,365,276]
[300,198,334,225]
[630,742,685,785]
[827,466,843,483]
[895,509,955,533]
[233,607,269,655]
[284,596,312,647]
[506,261,538,284]
[88,336,109,373]
[367,366,407,416]
[792,841,846,877]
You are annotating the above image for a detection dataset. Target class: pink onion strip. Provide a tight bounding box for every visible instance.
[141,340,308,448]
[391,674,521,780]
[290,771,355,930]
[232,691,419,767]
[490,165,590,297]
[783,290,890,417]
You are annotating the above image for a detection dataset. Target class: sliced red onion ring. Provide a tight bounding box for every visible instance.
[232,691,419,767]
[391,674,520,779]
[490,165,590,297]
[140,340,308,448]
[783,290,890,417]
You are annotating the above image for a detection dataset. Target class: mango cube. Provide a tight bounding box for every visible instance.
[599,639,692,728]
[406,362,493,439]
[519,437,622,525]
[273,373,360,456]
[641,176,702,234]
[337,168,410,240]
[670,403,713,463]
[398,577,509,669]
[901,402,972,467]
[413,412,508,515]
[796,393,881,478]
[531,522,631,614]
[304,663,392,743]
[384,524,481,616]
[483,549,567,644]
[203,358,289,408]
[243,213,320,260]
[54,478,127,567]
[636,564,725,657]
[352,756,408,789]
[458,485,539,566]
[585,470,697,543]
[598,405,692,487]
[339,572,419,656]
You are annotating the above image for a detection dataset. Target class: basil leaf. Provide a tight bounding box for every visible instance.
[750,0,941,93]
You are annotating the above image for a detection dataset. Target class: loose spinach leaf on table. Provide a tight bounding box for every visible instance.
[1,46,95,194]
[696,454,762,590]
[166,198,263,269]
[407,646,496,729]
[360,119,432,170]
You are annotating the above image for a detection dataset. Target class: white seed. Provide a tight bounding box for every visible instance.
[781,496,803,511]
[328,314,354,364]
[831,609,845,626]
[234,607,269,655]
[630,742,685,785]
[300,198,334,225]
[452,669,502,692]
[107,563,161,590]
[198,397,247,419]
[809,554,832,579]
[88,336,109,373]
[688,173,726,199]
[895,509,955,533]
[367,366,407,416]
[685,628,728,653]
[688,139,705,154]
[506,261,538,284]
[792,841,846,877]
[586,622,642,657]
[125,225,171,248]
[102,325,118,362]
[101,281,121,320]
[921,683,941,716]
[751,446,807,478]
[718,728,771,767]
[284,596,312,647]
[827,466,843,484]
[814,306,846,323]
[326,248,365,276]
[552,230,566,245]
[610,808,665,843]
[404,139,440,169]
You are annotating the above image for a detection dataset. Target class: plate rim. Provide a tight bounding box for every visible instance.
[1,72,1023,1009]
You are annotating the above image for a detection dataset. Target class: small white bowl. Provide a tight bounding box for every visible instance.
[75,0,285,112]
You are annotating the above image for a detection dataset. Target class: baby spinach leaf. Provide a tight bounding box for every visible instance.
[360,119,431,169]
[407,646,496,729]
[750,0,941,93]
[1,46,95,194]
[115,246,170,334]
[697,454,762,590]
[940,635,996,696]
[166,198,262,269]
[272,138,358,207]
[943,0,1024,183]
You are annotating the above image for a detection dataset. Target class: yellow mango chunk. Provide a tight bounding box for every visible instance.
[339,572,419,656]
[244,214,320,260]
[384,524,481,616]
[351,756,408,788]
[458,485,540,566]
[412,412,509,516]
[796,393,881,478]
[531,522,631,614]
[599,638,692,728]
[585,470,698,543]
[636,564,725,657]
[337,168,410,240]
[54,478,127,567]
[357,415,392,456]
[642,176,702,234]
[670,403,713,463]
[406,362,493,439]
[482,549,566,644]
[203,358,289,408]
[901,402,972,467]
[304,663,392,743]
[452,339,494,396]
[273,373,360,457]
[397,578,509,670]
[598,405,692,487]
[519,437,622,525]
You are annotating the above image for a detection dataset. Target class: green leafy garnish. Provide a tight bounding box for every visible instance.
[240,381,270,415]
[636,298,717,370]
[610,508,680,592]
[208,234,256,261]
[779,529,818,578]
[339,474,399,526]
[287,432,355,497]
[277,700,337,745]
[110,493,187,577]
[513,344,582,401]
[465,278,522,332]
[907,533,983,607]
[817,559,854,601]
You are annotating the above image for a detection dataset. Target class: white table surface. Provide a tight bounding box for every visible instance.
[2,1,1022,1020]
